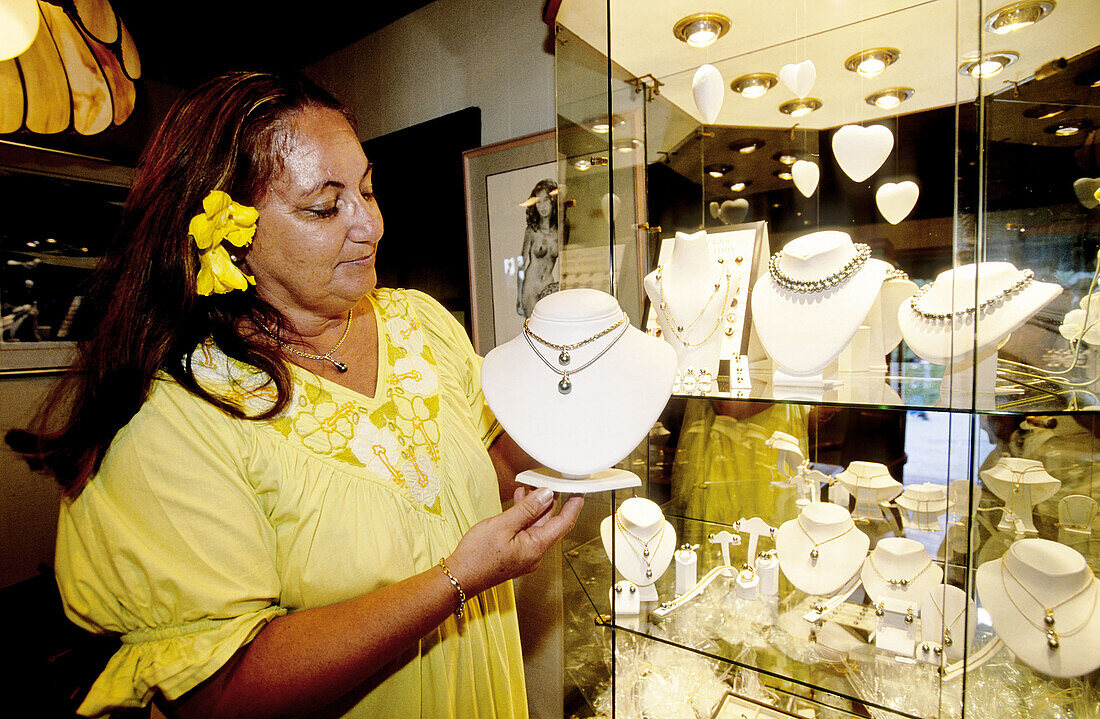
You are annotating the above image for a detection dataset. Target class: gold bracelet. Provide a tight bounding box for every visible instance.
[438,558,466,617]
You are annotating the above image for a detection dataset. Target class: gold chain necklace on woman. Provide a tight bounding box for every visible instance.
[614,513,666,579]
[259,309,353,373]
[1000,560,1097,650]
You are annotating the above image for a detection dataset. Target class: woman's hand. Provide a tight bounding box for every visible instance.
[445,487,583,598]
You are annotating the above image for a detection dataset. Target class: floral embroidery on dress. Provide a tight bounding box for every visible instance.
[186,289,445,509]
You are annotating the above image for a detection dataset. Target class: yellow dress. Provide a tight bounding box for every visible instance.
[54,288,526,718]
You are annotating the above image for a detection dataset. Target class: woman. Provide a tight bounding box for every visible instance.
[31,72,582,718]
[516,179,559,318]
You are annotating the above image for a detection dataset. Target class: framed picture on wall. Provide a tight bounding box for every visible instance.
[462,129,558,354]
[0,142,131,374]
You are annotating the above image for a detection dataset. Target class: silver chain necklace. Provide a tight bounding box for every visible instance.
[910,269,1034,321]
[768,243,872,293]
[523,320,629,394]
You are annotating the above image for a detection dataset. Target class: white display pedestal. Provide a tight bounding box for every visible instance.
[517,467,641,493]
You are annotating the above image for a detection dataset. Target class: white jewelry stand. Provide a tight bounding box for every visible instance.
[920,584,976,662]
[976,538,1100,678]
[482,289,677,492]
[896,482,949,532]
[643,230,727,377]
[674,543,699,596]
[979,457,1060,535]
[775,503,868,596]
[877,274,918,361]
[897,262,1061,406]
[764,430,829,504]
[861,537,944,604]
[834,461,902,520]
[751,231,890,385]
[601,497,676,602]
[1059,494,1097,534]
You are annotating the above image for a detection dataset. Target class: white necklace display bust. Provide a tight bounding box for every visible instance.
[834,461,902,519]
[920,584,976,662]
[482,289,676,488]
[751,230,889,381]
[979,457,1060,535]
[643,229,729,376]
[861,537,943,604]
[775,502,868,596]
[601,497,676,602]
[977,539,1100,678]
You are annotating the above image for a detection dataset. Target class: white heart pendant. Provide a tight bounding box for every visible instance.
[779,60,816,98]
[876,181,920,224]
[832,124,894,182]
[718,198,749,225]
[792,160,820,198]
[1072,177,1100,209]
[692,64,724,124]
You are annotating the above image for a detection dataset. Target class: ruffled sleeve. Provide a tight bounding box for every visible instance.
[406,289,503,448]
[55,380,285,716]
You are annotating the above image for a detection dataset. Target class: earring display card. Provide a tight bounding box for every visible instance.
[645,223,768,362]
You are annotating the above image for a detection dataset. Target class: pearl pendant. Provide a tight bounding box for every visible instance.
[646,568,653,578]
[943,633,953,647]
[899,579,909,587]
[558,376,572,395]
[1047,630,1060,650]
[933,645,943,656]
[810,548,819,560]
[558,350,570,366]
[643,547,650,558]
[905,612,914,624]
[1044,611,1056,627]
[329,359,349,372]
[921,643,929,652]
[677,325,684,332]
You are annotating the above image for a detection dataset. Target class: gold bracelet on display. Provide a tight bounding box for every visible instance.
[438,557,467,617]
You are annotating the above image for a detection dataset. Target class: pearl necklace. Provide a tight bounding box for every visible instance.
[615,513,666,579]
[909,269,1034,321]
[928,590,968,648]
[523,313,627,367]
[867,552,934,589]
[655,262,731,347]
[768,243,872,293]
[1000,559,1096,651]
[522,319,629,395]
[796,516,855,562]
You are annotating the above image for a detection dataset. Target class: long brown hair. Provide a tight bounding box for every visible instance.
[21,71,356,496]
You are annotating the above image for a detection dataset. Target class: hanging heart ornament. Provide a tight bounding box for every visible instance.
[876,182,920,224]
[718,198,749,225]
[692,64,724,124]
[779,60,816,98]
[792,160,819,198]
[832,124,894,182]
[1072,177,1100,209]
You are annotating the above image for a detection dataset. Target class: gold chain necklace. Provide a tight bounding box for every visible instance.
[614,513,666,579]
[928,590,968,647]
[259,309,353,373]
[522,312,627,367]
[1000,560,1096,650]
[656,263,731,347]
[795,516,855,561]
[867,552,934,589]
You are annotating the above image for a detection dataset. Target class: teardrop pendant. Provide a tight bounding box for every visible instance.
[643,547,650,557]
[558,350,570,366]
[943,632,953,647]
[331,359,349,373]
[1044,611,1056,627]
[558,375,572,395]
[646,568,653,578]
[810,548,819,560]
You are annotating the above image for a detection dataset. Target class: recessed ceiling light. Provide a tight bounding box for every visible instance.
[573,159,592,171]
[959,52,1019,78]
[673,13,731,48]
[774,170,793,181]
[984,1,1055,34]
[730,138,766,154]
[774,152,799,165]
[583,114,626,134]
[844,48,901,78]
[866,87,915,109]
[613,138,642,153]
[1022,104,1068,119]
[705,163,733,178]
[778,98,823,117]
[730,181,751,192]
[1044,119,1093,136]
[730,73,778,98]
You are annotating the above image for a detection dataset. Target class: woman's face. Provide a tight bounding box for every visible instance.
[246,106,383,318]
[535,190,551,219]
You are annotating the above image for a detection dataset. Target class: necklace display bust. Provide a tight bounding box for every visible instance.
[601,497,676,602]
[834,461,902,520]
[979,458,1060,535]
[751,231,889,383]
[775,503,868,596]
[482,289,677,490]
[861,537,943,604]
[896,482,949,532]
[977,539,1100,678]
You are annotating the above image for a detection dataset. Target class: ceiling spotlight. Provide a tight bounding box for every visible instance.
[959,52,1019,78]
[984,1,1055,34]
[844,48,901,78]
[778,98,823,117]
[866,87,915,109]
[774,171,793,181]
[1023,104,1068,119]
[1044,120,1093,136]
[573,159,592,171]
[583,114,626,134]
[673,13,731,48]
[613,138,642,153]
[730,138,766,154]
[730,181,751,192]
[730,72,778,98]
[705,163,733,178]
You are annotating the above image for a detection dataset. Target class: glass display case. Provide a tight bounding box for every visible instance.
[549,1,1100,717]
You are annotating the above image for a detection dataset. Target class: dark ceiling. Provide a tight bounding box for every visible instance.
[111,1,439,88]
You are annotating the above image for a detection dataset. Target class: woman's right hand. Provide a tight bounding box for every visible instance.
[445,487,583,598]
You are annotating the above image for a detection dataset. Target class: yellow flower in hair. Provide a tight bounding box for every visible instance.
[189,190,259,296]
